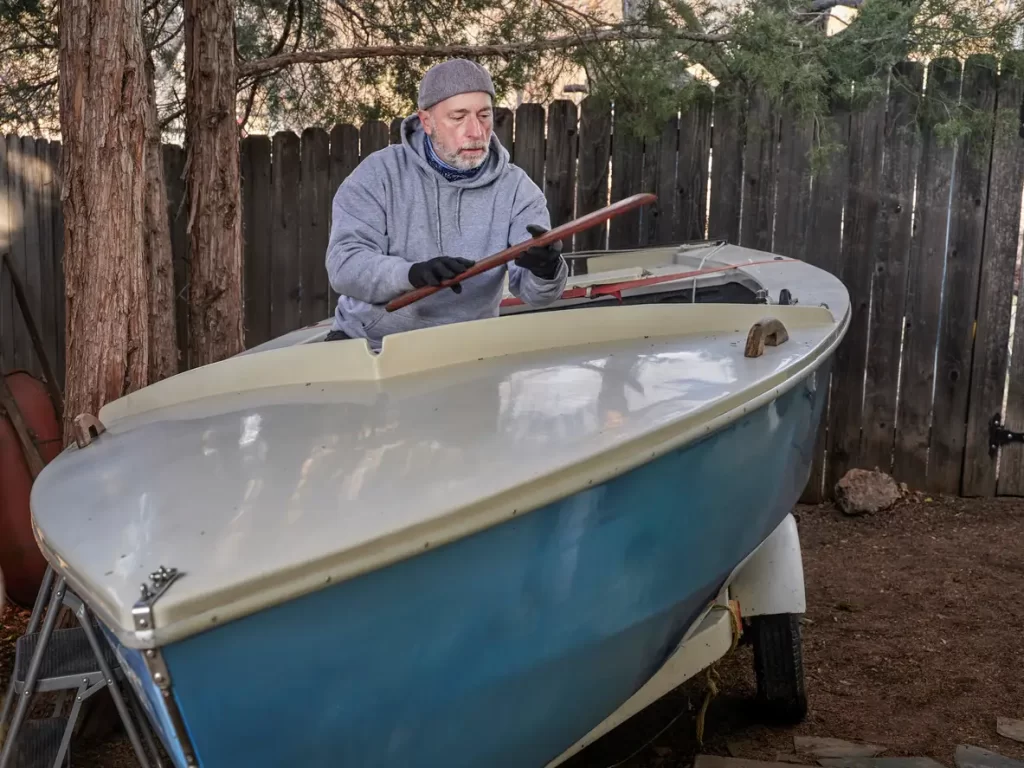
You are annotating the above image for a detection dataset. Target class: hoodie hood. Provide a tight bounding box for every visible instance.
[400,113,509,189]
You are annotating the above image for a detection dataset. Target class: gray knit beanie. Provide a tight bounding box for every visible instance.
[417,59,496,110]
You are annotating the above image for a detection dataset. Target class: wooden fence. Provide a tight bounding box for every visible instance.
[3,54,1024,502]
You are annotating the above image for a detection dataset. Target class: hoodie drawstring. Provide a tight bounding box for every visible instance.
[434,177,443,253]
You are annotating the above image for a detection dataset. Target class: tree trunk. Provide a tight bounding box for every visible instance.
[185,0,244,367]
[58,0,149,439]
[144,55,179,382]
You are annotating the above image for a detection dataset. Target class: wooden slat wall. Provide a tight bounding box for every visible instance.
[929,55,998,493]
[972,54,1024,496]
[894,58,963,489]
[23,137,42,376]
[360,120,389,157]
[676,98,711,243]
[644,114,679,247]
[5,68,1024,501]
[7,135,32,373]
[826,95,887,491]
[574,97,612,260]
[608,109,644,249]
[299,128,332,326]
[49,141,64,386]
[0,138,12,369]
[544,100,578,236]
[799,109,852,503]
[494,107,514,155]
[270,131,302,338]
[772,114,813,261]
[739,90,777,252]
[860,61,924,474]
[35,140,57,383]
[241,136,272,349]
[707,85,744,243]
[514,104,545,189]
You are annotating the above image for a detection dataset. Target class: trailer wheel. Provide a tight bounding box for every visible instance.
[750,613,807,724]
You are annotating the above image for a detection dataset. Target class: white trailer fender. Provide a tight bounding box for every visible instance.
[729,512,805,617]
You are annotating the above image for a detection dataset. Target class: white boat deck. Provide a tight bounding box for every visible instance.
[29,254,850,648]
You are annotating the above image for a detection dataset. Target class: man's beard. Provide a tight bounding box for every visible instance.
[436,140,489,170]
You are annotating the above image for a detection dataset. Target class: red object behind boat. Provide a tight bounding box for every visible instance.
[0,370,62,607]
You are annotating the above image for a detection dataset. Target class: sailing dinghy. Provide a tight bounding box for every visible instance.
[21,240,849,768]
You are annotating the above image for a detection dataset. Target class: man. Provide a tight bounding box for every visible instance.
[324,58,568,348]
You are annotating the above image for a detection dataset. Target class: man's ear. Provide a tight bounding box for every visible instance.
[418,108,433,135]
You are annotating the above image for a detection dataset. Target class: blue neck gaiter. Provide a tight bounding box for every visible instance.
[424,136,484,182]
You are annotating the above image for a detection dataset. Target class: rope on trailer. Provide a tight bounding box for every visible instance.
[696,599,743,745]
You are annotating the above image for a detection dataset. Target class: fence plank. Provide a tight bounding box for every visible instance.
[739,90,777,251]
[773,114,814,259]
[574,97,611,260]
[241,136,272,348]
[676,98,711,243]
[329,124,360,308]
[7,136,34,372]
[0,137,11,369]
[826,95,887,491]
[35,139,56,379]
[609,115,644,249]
[24,137,43,374]
[544,100,577,233]
[494,107,514,155]
[49,142,64,387]
[271,131,302,338]
[360,121,389,158]
[163,145,189,370]
[645,114,678,246]
[861,62,924,474]
[978,55,1024,495]
[708,84,744,243]
[390,117,402,145]
[894,58,962,490]
[300,127,332,326]
[514,103,545,189]
[799,108,851,503]
[929,55,998,494]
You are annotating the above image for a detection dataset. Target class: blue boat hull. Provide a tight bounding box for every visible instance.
[106,360,830,768]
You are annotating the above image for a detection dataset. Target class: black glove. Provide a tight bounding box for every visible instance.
[515,224,564,280]
[408,256,475,294]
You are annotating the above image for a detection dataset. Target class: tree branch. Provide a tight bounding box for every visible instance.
[239,27,731,79]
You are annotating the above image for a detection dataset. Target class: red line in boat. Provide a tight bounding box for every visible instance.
[499,258,796,308]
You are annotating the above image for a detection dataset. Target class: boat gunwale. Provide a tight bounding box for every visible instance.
[96,302,834,427]
[238,243,802,352]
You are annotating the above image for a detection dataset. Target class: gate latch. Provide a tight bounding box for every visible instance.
[990,413,1024,456]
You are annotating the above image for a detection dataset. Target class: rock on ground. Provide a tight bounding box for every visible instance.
[794,737,886,759]
[998,719,1024,744]
[834,469,902,516]
[956,744,1024,768]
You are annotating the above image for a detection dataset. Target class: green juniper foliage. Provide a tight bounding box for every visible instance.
[2,0,1022,149]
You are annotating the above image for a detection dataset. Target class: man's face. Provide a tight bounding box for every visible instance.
[420,91,493,170]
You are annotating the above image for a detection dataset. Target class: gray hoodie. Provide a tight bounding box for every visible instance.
[326,114,568,348]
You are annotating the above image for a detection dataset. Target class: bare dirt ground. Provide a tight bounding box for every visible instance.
[3,494,1023,767]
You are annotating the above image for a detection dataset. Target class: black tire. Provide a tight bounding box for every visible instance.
[749,613,808,724]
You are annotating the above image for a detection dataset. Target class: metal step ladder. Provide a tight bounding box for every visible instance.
[0,567,165,768]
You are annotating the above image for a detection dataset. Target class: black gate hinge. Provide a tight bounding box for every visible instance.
[990,413,1024,456]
